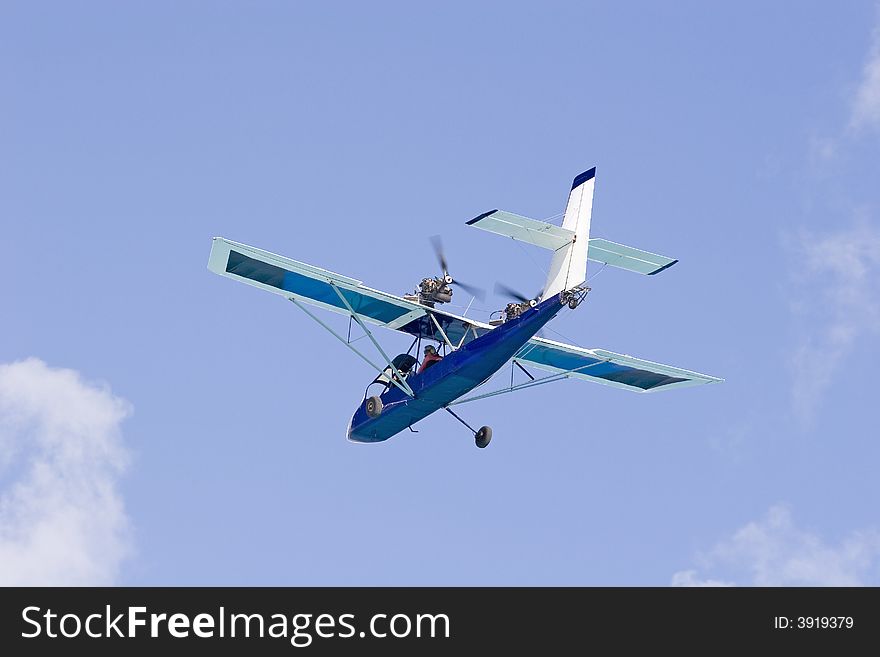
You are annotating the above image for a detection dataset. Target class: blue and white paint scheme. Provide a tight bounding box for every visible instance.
[208,167,722,446]
[347,295,567,443]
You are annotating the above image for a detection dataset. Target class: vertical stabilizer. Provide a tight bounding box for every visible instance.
[543,168,595,298]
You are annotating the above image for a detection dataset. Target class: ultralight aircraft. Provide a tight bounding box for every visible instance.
[208,168,721,448]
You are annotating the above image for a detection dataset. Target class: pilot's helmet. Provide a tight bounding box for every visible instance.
[424,345,437,356]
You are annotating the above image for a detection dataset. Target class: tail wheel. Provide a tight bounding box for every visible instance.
[475,426,492,449]
[365,396,383,418]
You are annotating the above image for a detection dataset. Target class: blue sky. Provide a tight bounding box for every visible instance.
[2,1,879,585]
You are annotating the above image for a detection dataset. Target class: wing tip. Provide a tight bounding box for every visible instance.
[647,259,679,275]
[466,209,498,225]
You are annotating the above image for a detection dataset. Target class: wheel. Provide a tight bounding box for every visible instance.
[475,426,492,448]
[568,298,578,309]
[365,396,383,418]
[529,298,538,307]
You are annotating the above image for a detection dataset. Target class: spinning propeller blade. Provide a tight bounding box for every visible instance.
[429,235,448,275]
[428,235,486,300]
[454,279,486,301]
[494,282,543,304]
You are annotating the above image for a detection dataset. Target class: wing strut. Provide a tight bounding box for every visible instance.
[329,284,415,397]
[428,312,455,350]
[447,357,612,406]
[289,295,414,398]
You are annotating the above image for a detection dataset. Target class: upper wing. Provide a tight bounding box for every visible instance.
[514,336,721,392]
[208,237,492,344]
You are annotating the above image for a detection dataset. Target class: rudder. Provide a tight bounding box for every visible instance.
[543,167,595,298]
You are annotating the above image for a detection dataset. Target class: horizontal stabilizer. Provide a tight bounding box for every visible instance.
[515,337,721,392]
[466,211,676,275]
[587,238,677,275]
[467,210,574,251]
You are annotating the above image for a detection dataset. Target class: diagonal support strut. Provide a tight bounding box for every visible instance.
[330,284,415,397]
[448,358,613,406]
[289,296,413,397]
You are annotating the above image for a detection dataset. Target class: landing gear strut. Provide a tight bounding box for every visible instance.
[444,407,493,449]
[561,286,590,310]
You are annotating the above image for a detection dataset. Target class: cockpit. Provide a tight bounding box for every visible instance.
[364,353,419,398]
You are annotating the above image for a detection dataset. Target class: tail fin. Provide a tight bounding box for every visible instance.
[543,167,595,298]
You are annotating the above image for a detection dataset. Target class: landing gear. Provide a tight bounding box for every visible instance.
[562,286,591,310]
[444,407,493,449]
[365,396,383,418]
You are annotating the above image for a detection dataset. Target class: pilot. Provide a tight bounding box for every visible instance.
[418,344,443,373]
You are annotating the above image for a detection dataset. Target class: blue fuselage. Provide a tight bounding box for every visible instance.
[347,295,566,442]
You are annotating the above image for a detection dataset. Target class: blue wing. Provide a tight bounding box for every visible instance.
[514,336,722,392]
[208,237,491,344]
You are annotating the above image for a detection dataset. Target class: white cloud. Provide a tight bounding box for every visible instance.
[0,358,133,585]
[672,505,880,586]
[851,16,880,130]
[788,221,880,424]
[670,570,734,587]
[788,13,880,423]
[806,136,837,171]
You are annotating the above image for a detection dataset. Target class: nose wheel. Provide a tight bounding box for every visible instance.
[365,396,383,418]
[444,407,493,449]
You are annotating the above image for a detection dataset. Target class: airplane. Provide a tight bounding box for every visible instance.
[207,167,721,448]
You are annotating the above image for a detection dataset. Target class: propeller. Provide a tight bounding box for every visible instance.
[494,282,543,306]
[429,235,448,276]
[453,279,486,301]
[429,235,486,300]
